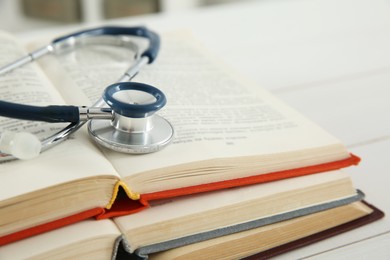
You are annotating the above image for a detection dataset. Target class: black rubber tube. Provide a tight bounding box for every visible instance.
[0,100,80,123]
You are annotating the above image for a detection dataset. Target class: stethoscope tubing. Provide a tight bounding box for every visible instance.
[52,26,160,64]
[0,101,80,123]
[0,26,159,76]
[0,81,167,124]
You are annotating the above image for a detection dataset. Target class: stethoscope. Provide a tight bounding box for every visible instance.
[0,26,174,161]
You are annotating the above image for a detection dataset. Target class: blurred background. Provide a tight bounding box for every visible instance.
[0,0,241,32]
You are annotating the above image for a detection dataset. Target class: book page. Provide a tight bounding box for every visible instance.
[109,32,348,178]
[0,219,120,259]
[29,35,143,106]
[0,32,120,201]
[32,31,349,187]
[0,32,66,138]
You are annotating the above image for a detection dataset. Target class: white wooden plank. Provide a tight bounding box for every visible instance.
[275,72,390,146]
[304,232,390,260]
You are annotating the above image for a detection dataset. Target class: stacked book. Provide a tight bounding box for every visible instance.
[0,30,384,259]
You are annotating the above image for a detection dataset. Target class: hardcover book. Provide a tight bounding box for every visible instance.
[149,201,383,260]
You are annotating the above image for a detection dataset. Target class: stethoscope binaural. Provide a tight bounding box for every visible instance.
[0,26,174,161]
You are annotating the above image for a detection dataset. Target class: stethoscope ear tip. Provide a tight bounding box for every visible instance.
[0,131,42,160]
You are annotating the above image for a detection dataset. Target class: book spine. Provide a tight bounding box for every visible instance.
[105,181,140,209]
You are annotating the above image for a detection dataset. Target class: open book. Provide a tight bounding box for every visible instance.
[1,170,382,259]
[0,29,359,245]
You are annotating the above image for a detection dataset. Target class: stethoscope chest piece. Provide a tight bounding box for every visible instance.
[88,82,174,154]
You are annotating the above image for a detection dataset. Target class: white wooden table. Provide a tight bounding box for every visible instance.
[18,0,390,258]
